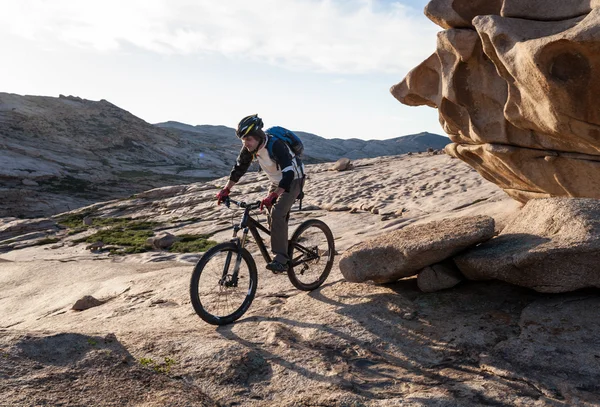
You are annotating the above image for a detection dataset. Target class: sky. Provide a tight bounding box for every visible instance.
[0,0,445,141]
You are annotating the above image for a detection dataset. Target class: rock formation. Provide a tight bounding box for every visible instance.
[454,197,600,292]
[339,215,494,283]
[392,1,600,203]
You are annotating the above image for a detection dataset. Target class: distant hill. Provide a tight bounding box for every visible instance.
[156,121,449,164]
[0,92,448,218]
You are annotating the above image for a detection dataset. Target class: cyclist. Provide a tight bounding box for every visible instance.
[216,114,305,273]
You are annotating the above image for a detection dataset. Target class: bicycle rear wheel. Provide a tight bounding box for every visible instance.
[287,219,335,291]
[190,242,257,325]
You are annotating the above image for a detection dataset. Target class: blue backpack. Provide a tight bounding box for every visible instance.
[265,126,304,159]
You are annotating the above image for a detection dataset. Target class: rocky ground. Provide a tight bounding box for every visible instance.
[1,153,599,406]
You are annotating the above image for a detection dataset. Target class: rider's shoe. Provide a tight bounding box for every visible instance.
[266,260,288,274]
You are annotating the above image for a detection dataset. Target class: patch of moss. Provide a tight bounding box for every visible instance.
[72,219,160,254]
[56,211,95,228]
[168,234,217,253]
[57,215,216,255]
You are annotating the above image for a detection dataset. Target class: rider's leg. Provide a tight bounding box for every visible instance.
[269,178,302,265]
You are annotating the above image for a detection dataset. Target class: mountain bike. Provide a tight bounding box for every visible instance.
[190,196,335,325]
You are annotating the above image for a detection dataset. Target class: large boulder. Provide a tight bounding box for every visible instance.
[339,215,494,283]
[392,1,600,203]
[454,198,600,293]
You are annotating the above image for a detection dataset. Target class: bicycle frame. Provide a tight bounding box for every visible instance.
[218,198,272,287]
[221,197,322,286]
[232,204,274,264]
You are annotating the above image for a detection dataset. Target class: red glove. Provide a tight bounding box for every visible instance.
[216,187,230,205]
[260,192,279,211]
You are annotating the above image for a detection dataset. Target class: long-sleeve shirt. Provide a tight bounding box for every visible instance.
[229,136,305,191]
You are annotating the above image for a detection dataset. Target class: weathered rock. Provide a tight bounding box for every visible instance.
[424,0,596,29]
[501,0,599,20]
[72,295,104,311]
[147,232,177,250]
[425,0,502,29]
[339,215,494,283]
[417,259,464,292]
[392,2,600,203]
[331,158,353,171]
[0,218,58,242]
[455,198,600,292]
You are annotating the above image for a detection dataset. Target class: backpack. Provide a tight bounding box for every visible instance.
[265,126,304,159]
[264,126,306,210]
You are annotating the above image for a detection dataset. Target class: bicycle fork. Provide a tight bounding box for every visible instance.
[219,227,249,288]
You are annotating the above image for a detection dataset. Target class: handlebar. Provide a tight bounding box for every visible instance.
[223,196,261,210]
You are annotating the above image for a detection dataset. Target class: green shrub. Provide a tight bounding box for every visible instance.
[58,215,216,255]
[56,211,95,228]
[72,219,159,254]
[169,234,217,253]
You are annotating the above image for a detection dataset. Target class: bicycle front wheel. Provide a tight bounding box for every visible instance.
[288,219,335,291]
[190,242,257,325]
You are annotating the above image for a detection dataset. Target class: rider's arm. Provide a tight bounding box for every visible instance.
[271,140,295,192]
[224,180,236,191]
[229,147,254,184]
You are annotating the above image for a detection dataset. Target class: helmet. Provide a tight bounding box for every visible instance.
[236,114,263,138]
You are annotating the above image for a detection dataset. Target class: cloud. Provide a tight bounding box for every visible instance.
[1,0,437,74]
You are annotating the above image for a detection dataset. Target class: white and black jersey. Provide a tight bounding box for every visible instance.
[229,135,304,191]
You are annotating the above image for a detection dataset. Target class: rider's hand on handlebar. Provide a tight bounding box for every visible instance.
[216,187,231,205]
[260,192,279,211]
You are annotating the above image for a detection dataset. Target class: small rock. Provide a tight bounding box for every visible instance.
[83,216,93,226]
[417,259,464,292]
[147,232,177,250]
[72,295,104,311]
[331,158,353,171]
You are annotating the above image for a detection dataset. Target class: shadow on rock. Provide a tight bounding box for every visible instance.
[312,278,600,405]
[3,331,216,407]
[15,332,132,367]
